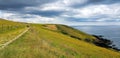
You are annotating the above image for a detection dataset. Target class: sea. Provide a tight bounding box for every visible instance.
[72,25,120,48]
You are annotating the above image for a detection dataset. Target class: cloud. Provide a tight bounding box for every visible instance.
[0,0,120,25]
[0,0,56,11]
[39,0,87,11]
[61,3,120,22]
[88,0,120,4]
[0,10,66,24]
[24,10,64,17]
[72,0,120,8]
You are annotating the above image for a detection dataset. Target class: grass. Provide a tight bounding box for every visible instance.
[0,18,27,46]
[57,25,93,38]
[0,19,26,34]
[0,19,120,58]
[44,24,96,42]
[0,28,27,45]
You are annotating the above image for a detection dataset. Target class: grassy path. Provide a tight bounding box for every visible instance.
[0,25,120,58]
[0,28,29,49]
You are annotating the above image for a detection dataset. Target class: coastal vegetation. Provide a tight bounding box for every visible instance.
[0,18,120,58]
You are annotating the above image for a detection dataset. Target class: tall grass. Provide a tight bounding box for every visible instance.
[0,24,120,58]
[0,19,27,46]
[0,28,27,45]
[0,19,26,34]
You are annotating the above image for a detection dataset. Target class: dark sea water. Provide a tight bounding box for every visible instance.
[72,25,120,48]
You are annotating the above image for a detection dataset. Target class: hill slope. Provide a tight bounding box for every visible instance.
[0,19,27,46]
[0,19,120,58]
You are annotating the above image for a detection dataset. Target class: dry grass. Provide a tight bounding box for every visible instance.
[43,24,58,30]
[0,19,120,58]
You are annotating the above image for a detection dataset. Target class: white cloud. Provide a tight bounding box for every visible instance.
[61,0,88,6]
[61,3,120,22]
[75,4,118,17]
[1,11,120,25]
[0,11,15,19]
[40,1,67,11]
[0,11,57,23]
[40,0,87,11]
[0,10,2,17]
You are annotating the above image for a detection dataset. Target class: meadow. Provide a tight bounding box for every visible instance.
[0,19,120,58]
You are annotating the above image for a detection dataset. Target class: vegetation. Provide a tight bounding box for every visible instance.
[0,19,120,58]
[56,25,96,42]
[0,18,27,46]
[0,19,26,34]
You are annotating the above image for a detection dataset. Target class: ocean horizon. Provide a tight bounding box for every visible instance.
[72,25,120,49]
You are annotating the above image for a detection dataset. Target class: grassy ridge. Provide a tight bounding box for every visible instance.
[56,25,96,42]
[0,19,120,58]
[0,19,27,46]
[42,24,95,41]
[0,24,120,58]
[0,19,26,33]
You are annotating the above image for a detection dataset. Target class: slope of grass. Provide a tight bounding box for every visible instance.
[42,24,96,43]
[0,28,27,45]
[0,19,26,34]
[0,24,120,58]
[0,18,27,47]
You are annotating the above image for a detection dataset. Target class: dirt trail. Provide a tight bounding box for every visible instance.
[0,28,29,49]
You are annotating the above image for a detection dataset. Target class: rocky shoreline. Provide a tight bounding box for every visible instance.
[92,35,120,51]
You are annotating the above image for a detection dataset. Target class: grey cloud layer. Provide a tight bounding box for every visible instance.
[0,0,56,10]
[1,0,120,11]
[0,0,120,24]
[88,0,120,4]
[72,0,120,8]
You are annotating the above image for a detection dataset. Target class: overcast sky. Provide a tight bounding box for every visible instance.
[0,0,120,25]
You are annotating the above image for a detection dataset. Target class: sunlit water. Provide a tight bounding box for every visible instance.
[72,25,120,48]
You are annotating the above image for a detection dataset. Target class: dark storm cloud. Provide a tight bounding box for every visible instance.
[25,10,64,17]
[72,0,120,8]
[0,0,56,10]
[88,0,120,4]
[0,0,62,18]
[0,0,60,17]
[2,0,119,11]
[1,0,119,15]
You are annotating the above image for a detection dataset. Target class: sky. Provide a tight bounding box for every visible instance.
[0,0,120,25]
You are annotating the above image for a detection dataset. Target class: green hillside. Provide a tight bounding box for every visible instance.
[0,19,27,46]
[0,19,120,58]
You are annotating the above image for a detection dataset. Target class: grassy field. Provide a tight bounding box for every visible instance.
[0,19,120,58]
[0,19,27,46]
